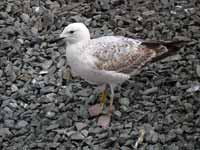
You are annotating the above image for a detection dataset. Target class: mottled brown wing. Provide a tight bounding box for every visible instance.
[91,37,183,74]
[91,37,169,74]
[95,46,158,74]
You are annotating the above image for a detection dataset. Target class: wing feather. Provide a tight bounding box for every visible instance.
[88,36,157,74]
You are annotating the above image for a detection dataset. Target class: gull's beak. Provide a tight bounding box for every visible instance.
[49,37,65,43]
[48,33,65,44]
[59,30,68,39]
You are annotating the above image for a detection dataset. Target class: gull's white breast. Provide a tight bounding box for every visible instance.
[66,42,129,85]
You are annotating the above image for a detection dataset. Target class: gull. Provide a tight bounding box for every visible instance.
[60,23,183,127]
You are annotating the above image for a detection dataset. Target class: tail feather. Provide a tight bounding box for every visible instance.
[141,40,186,62]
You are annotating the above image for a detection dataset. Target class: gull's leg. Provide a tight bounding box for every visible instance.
[100,84,107,111]
[88,85,107,117]
[109,84,115,115]
[97,84,115,129]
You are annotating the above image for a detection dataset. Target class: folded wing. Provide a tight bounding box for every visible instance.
[88,36,182,74]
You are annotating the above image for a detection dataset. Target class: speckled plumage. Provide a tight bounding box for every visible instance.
[87,36,166,74]
[60,23,178,86]
[60,23,182,116]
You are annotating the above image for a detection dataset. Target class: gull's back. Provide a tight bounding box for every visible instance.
[84,36,183,74]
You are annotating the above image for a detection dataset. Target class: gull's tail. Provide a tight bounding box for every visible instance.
[141,40,187,62]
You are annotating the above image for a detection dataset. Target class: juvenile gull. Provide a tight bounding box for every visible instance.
[60,23,183,127]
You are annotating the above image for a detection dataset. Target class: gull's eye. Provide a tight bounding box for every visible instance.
[69,30,75,34]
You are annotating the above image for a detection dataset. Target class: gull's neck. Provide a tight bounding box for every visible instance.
[66,38,90,57]
[67,38,90,46]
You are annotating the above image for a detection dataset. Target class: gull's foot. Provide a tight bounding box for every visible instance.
[97,105,115,128]
[88,104,102,117]
[97,115,111,129]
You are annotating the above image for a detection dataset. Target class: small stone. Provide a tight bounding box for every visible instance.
[75,122,87,131]
[125,122,132,128]
[167,130,176,141]
[66,131,76,137]
[0,70,3,78]
[148,144,162,150]
[159,134,166,143]
[184,103,193,112]
[21,13,30,23]
[162,54,182,62]
[0,128,12,137]
[11,84,18,92]
[58,113,73,127]
[76,89,91,97]
[35,7,40,12]
[17,38,24,44]
[167,143,179,150]
[31,27,38,35]
[175,128,183,135]
[114,110,122,118]
[57,58,65,68]
[121,146,131,150]
[39,70,48,75]
[40,86,55,94]
[4,119,15,128]
[110,0,124,6]
[47,143,60,148]
[143,87,158,95]
[95,0,110,10]
[83,146,90,150]
[161,0,169,6]
[186,85,200,92]
[81,130,88,137]
[46,124,59,131]
[96,132,108,139]
[120,105,128,112]
[182,125,192,133]
[88,127,104,134]
[142,10,155,16]
[17,120,28,128]
[3,106,13,118]
[119,97,130,106]
[71,132,85,140]
[9,101,18,108]
[151,132,159,143]
[42,60,53,70]
[196,65,200,77]
[46,111,56,118]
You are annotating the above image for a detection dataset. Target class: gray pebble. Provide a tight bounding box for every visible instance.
[75,122,88,131]
[17,120,28,128]
[114,110,122,118]
[0,128,12,137]
[81,129,89,137]
[142,10,155,16]
[20,13,30,23]
[143,87,158,95]
[71,132,85,140]
[4,119,15,128]
[45,111,56,118]
[119,97,130,106]
[11,84,18,92]
[196,65,200,77]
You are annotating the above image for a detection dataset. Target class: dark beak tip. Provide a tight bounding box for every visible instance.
[50,37,65,43]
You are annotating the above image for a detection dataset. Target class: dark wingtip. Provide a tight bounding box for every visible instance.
[141,40,187,49]
[141,40,188,63]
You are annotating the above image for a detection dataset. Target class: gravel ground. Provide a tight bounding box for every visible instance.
[0,0,200,149]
